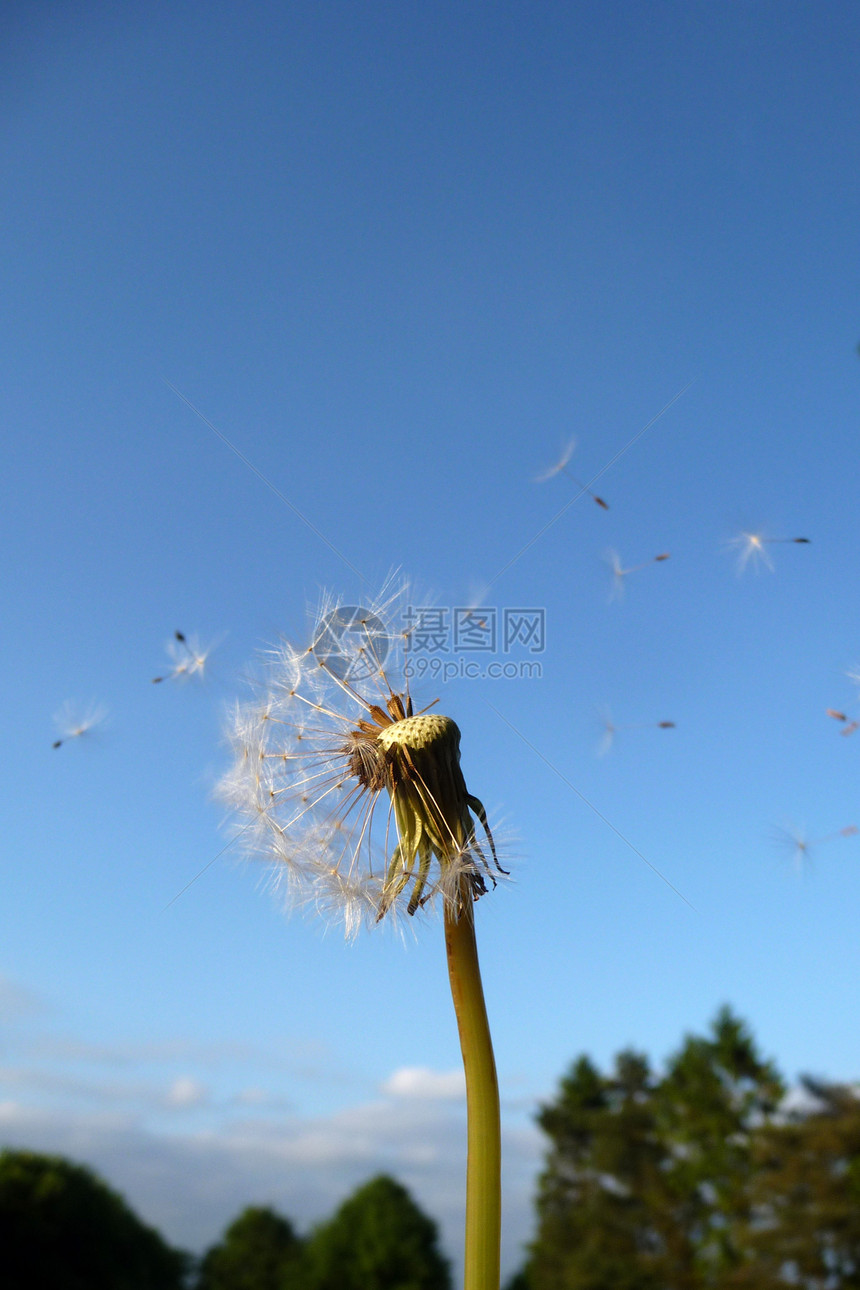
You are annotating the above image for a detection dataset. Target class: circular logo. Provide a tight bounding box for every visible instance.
[312,605,391,682]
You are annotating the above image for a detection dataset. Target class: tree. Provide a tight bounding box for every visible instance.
[526,1009,786,1290]
[303,1174,451,1290]
[195,1204,305,1290]
[0,1149,189,1290]
[529,1050,668,1290]
[742,1078,860,1288]
[654,1006,784,1287]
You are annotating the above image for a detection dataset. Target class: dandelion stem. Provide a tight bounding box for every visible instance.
[444,884,501,1290]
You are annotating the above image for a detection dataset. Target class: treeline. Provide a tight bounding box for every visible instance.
[511,1006,860,1289]
[0,1155,449,1290]
[4,1007,860,1289]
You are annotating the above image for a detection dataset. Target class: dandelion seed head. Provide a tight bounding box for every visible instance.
[219,584,506,936]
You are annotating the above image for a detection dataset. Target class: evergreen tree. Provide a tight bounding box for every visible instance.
[527,1009,785,1290]
[655,1006,784,1286]
[743,1078,860,1288]
[529,1050,668,1289]
[0,1149,189,1290]
[303,1174,450,1290]
[195,1204,305,1290]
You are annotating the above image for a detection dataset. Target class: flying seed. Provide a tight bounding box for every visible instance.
[536,438,609,509]
[606,550,671,599]
[152,631,217,684]
[773,821,858,872]
[598,709,676,756]
[51,701,108,748]
[729,532,811,573]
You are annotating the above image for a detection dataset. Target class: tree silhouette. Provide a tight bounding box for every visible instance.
[0,1149,189,1290]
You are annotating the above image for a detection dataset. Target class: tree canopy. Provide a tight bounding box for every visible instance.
[303,1173,451,1290]
[521,1007,860,1290]
[195,1204,305,1290]
[0,1149,189,1290]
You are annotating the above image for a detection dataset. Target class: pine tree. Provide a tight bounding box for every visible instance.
[743,1078,860,1288]
[526,1009,785,1289]
[530,1050,667,1289]
[655,1006,784,1286]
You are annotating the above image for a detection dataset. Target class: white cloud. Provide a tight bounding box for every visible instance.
[0,1092,541,1283]
[0,984,541,1281]
[165,1077,208,1108]
[381,1066,466,1100]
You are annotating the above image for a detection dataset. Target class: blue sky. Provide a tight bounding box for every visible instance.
[2,1,859,1280]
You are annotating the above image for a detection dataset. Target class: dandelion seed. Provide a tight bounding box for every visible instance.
[772,822,858,873]
[597,708,675,756]
[729,532,810,574]
[219,584,507,934]
[536,438,609,509]
[606,550,670,600]
[52,700,108,748]
[827,707,858,736]
[827,667,860,735]
[153,631,217,684]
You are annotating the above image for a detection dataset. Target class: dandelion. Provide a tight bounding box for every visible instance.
[51,700,108,749]
[605,550,670,600]
[772,823,858,873]
[220,584,505,1289]
[597,708,676,756]
[152,631,217,684]
[536,437,609,509]
[728,532,810,574]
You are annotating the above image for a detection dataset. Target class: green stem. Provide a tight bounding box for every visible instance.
[444,886,501,1290]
